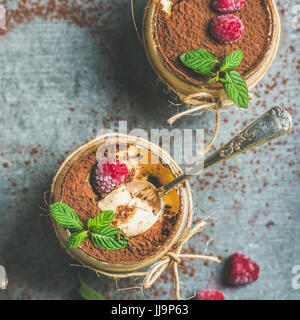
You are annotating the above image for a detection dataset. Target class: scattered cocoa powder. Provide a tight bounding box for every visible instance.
[113,205,136,225]
[2,162,9,168]
[265,220,275,229]
[0,0,123,35]
[154,0,273,86]
[59,145,182,263]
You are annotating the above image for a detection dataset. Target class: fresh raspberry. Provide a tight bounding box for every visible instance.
[210,14,244,43]
[226,253,260,285]
[195,289,225,300]
[213,0,245,13]
[93,159,128,194]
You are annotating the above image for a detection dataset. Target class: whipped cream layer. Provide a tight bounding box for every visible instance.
[98,185,159,237]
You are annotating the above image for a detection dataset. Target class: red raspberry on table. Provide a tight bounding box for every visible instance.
[226,253,260,285]
[195,289,225,300]
[94,159,128,194]
[213,0,245,13]
[210,14,244,43]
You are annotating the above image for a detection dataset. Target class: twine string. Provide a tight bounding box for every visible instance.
[141,219,221,300]
[130,0,142,43]
[167,92,253,125]
[86,215,221,300]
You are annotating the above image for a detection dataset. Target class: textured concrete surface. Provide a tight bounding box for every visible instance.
[0,0,299,300]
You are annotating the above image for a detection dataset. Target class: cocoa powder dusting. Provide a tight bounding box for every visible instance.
[113,205,136,225]
[0,0,125,37]
[60,147,181,263]
[154,0,272,86]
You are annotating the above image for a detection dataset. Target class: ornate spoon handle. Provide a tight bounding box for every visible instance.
[158,106,293,196]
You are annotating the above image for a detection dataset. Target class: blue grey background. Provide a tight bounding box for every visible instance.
[0,0,299,300]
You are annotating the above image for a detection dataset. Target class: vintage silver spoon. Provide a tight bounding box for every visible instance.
[127,106,293,215]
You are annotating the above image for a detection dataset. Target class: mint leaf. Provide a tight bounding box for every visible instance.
[220,50,243,72]
[65,230,88,249]
[50,202,84,231]
[180,49,219,76]
[91,227,128,251]
[207,78,217,84]
[223,71,249,109]
[78,276,105,300]
[87,210,114,231]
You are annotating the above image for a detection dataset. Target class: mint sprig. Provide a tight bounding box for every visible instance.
[50,202,84,231]
[78,275,105,300]
[87,210,114,231]
[223,71,249,109]
[50,202,128,251]
[66,230,88,249]
[91,227,128,251]
[180,49,219,76]
[180,49,249,109]
[220,50,243,72]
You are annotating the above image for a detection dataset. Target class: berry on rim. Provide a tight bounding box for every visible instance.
[94,159,128,194]
[213,0,245,13]
[195,289,225,300]
[225,253,260,285]
[210,14,244,43]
